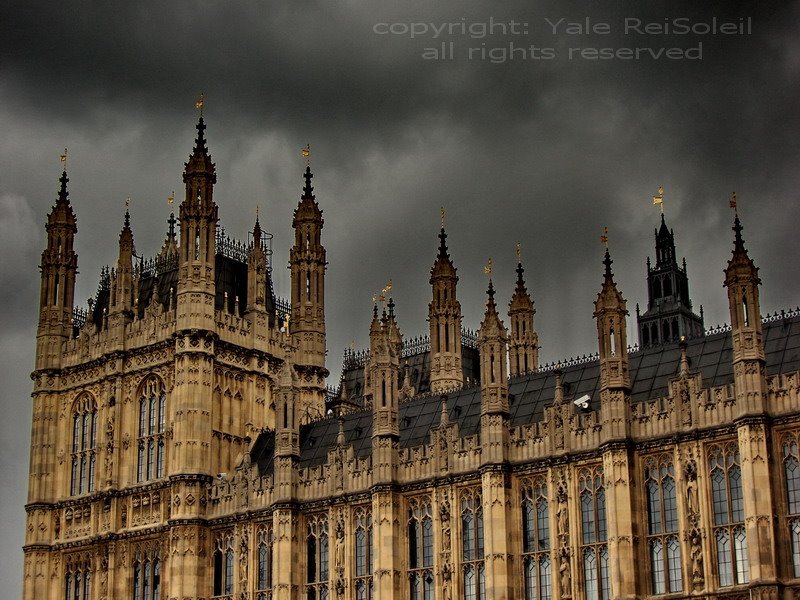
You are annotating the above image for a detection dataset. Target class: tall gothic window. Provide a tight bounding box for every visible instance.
[408,497,434,600]
[213,533,234,598]
[137,377,166,482]
[132,547,161,600]
[522,477,551,600]
[644,457,682,594]
[709,444,749,587]
[461,489,485,600]
[783,434,800,577]
[580,467,609,600]
[64,556,91,600]
[306,515,329,600]
[70,394,97,496]
[354,508,374,600]
[256,526,274,600]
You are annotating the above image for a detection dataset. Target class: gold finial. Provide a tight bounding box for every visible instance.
[195,93,205,115]
[600,226,609,248]
[515,241,521,260]
[483,257,493,277]
[440,206,445,228]
[383,279,393,296]
[652,186,664,214]
[167,191,175,205]
[59,148,68,170]
[730,191,737,212]
[302,144,311,166]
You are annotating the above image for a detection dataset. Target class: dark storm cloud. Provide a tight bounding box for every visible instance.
[1,0,799,592]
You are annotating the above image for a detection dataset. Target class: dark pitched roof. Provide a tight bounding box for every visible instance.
[252,313,800,475]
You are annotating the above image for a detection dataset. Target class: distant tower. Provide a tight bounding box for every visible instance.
[479,280,509,419]
[245,213,269,324]
[289,164,328,420]
[508,257,538,376]
[108,210,135,327]
[369,301,402,474]
[637,214,704,346]
[36,169,78,370]
[428,224,463,393]
[177,114,218,330]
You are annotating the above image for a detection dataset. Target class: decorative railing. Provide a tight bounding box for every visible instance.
[135,253,178,277]
[215,230,249,263]
[401,335,430,357]
[274,297,291,324]
[72,307,87,330]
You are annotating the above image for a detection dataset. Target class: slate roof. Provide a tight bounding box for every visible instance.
[252,313,800,476]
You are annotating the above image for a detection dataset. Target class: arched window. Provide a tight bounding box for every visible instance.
[580,467,609,600]
[709,444,748,587]
[644,457,682,594]
[306,515,329,599]
[64,556,92,600]
[70,395,97,496]
[408,497,434,600]
[137,377,167,482]
[256,526,274,599]
[213,533,234,597]
[741,290,750,327]
[461,489,485,600]
[782,434,800,577]
[522,477,551,600]
[132,547,161,600]
[354,508,374,600]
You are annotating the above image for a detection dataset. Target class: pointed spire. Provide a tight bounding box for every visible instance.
[603,248,614,282]
[193,115,208,156]
[440,394,449,426]
[303,166,314,199]
[515,261,526,292]
[732,211,746,254]
[387,297,395,320]
[679,337,690,377]
[123,209,131,230]
[252,210,262,247]
[437,227,450,259]
[553,368,564,405]
[486,279,497,313]
[167,212,176,240]
[57,170,69,205]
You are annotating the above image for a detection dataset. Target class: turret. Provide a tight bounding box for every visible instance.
[479,279,509,417]
[428,223,463,393]
[289,163,328,420]
[246,213,268,319]
[638,211,704,346]
[109,210,134,322]
[289,165,327,366]
[594,246,631,442]
[274,358,300,502]
[36,169,78,370]
[724,205,767,415]
[508,257,538,376]
[177,115,218,329]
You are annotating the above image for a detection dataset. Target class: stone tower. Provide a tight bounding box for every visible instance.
[637,214,704,346]
[428,226,463,393]
[36,170,78,371]
[289,165,328,421]
[508,258,538,376]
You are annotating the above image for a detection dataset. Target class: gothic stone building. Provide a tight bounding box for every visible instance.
[24,116,800,600]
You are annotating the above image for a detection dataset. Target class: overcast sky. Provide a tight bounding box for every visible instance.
[1,0,799,593]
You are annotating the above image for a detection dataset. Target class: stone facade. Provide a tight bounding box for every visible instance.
[23,116,800,600]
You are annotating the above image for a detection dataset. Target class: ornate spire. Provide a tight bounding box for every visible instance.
[438,227,449,259]
[57,170,69,205]
[167,212,176,240]
[603,248,614,282]
[193,115,208,157]
[732,211,746,255]
[303,166,314,199]
[252,210,262,246]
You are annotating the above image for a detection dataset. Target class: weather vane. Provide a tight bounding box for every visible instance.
[652,186,664,214]
[383,279,393,297]
[167,191,175,205]
[515,241,521,260]
[600,226,609,248]
[196,93,205,115]
[730,191,737,213]
[59,148,68,170]
[125,196,131,209]
[302,144,311,167]
[484,257,493,278]
[440,206,445,228]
